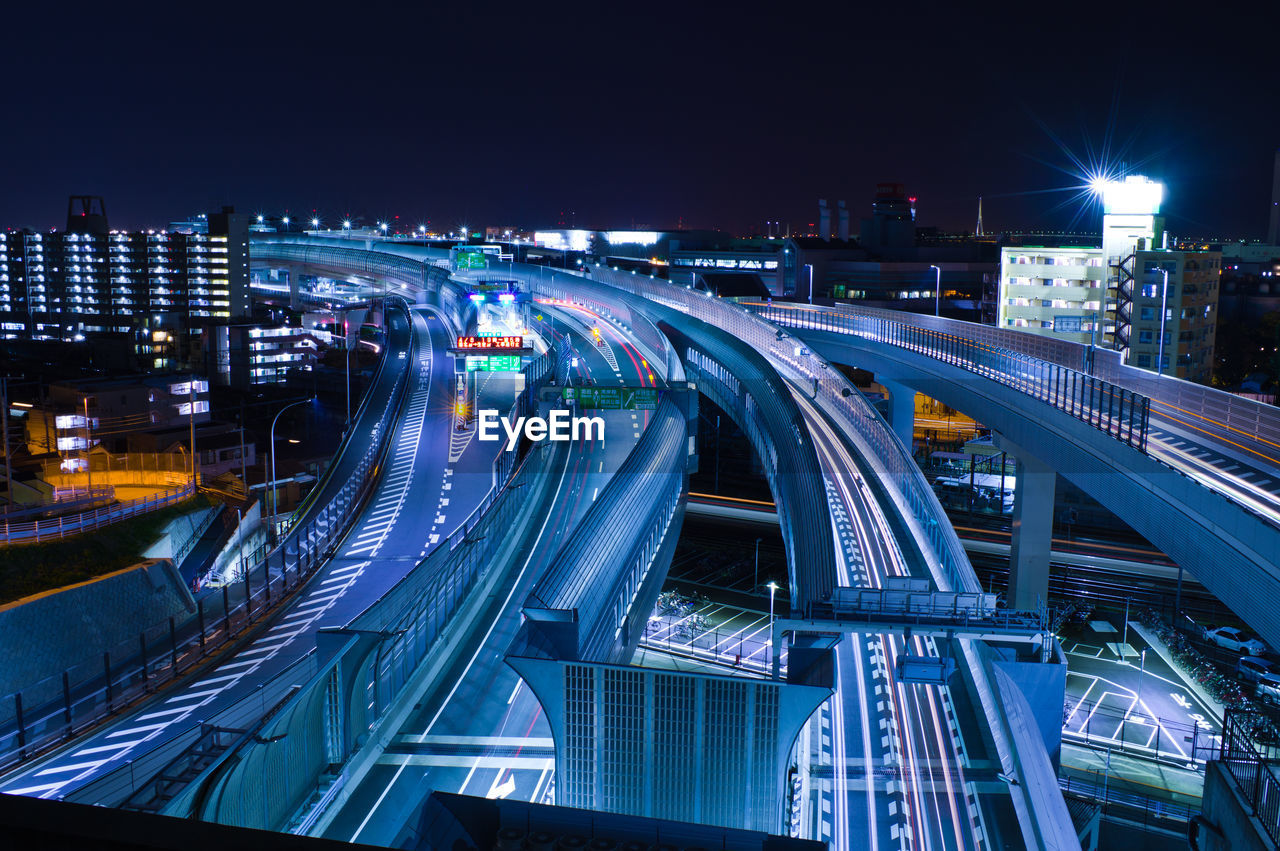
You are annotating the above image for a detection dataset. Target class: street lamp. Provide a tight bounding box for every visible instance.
[767,580,779,628]
[1136,649,1147,719]
[930,264,942,316]
[269,397,313,534]
[804,264,814,305]
[282,216,290,231]
[754,537,763,591]
[311,217,320,230]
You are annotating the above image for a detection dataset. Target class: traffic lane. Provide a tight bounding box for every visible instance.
[1147,421,1280,522]
[0,308,432,800]
[800,390,987,851]
[328,441,592,845]
[287,304,414,535]
[332,400,653,841]
[1150,404,1280,481]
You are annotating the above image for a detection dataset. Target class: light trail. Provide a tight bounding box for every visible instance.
[794,388,987,849]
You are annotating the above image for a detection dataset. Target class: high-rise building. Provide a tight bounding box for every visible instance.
[997,176,1222,382]
[0,204,251,344]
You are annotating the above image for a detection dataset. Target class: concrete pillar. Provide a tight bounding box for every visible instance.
[1006,452,1056,611]
[880,379,916,453]
[288,270,301,311]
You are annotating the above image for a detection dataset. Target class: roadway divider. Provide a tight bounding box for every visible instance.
[0,302,416,780]
[521,396,689,663]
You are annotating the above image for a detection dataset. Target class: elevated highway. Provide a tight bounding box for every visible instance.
[749,302,1280,648]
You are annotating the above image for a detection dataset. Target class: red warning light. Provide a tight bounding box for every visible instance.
[908,197,917,203]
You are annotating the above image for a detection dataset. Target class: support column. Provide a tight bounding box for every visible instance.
[880,379,916,453]
[288,269,301,311]
[1001,444,1056,610]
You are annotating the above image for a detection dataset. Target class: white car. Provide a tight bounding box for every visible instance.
[1238,656,1280,686]
[1204,626,1268,655]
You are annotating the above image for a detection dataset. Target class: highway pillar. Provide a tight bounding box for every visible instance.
[880,379,916,453]
[1004,448,1056,610]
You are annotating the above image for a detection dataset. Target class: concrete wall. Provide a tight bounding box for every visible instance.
[0,559,195,722]
[1196,759,1274,850]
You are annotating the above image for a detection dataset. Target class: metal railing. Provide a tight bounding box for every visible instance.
[1220,708,1280,846]
[745,301,1151,452]
[0,483,195,544]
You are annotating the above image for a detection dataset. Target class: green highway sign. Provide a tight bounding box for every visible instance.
[457,251,488,270]
[560,386,659,410]
[465,355,523,372]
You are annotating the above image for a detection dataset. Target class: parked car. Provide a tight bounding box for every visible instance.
[1259,680,1280,707]
[1204,626,1268,655]
[1238,656,1280,686]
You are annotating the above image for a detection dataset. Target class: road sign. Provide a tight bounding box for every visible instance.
[465,355,522,372]
[560,387,659,410]
[457,251,488,270]
[457,335,523,350]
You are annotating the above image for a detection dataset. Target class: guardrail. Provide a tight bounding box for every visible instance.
[0,483,195,544]
[1220,708,1280,846]
[745,301,1151,453]
[0,303,416,778]
[526,396,688,662]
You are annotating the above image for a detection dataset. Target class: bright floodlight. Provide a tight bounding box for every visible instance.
[380,223,387,231]
[311,218,320,227]
[343,220,351,228]
[1098,175,1163,216]
[282,216,290,224]
[256,214,264,223]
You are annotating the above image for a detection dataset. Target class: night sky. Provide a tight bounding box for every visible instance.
[3,2,1277,239]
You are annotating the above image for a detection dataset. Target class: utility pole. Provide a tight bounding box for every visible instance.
[189,378,197,487]
[84,395,93,496]
[0,378,11,513]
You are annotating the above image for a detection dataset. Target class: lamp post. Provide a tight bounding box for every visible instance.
[754,537,763,591]
[767,580,779,627]
[344,317,351,427]
[930,264,942,317]
[1136,649,1147,719]
[1156,267,1170,376]
[269,398,312,536]
[805,264,814,305]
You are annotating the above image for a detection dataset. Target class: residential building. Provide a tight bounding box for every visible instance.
[997,176,1222,382]
[0,203,251,347]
